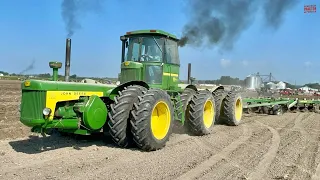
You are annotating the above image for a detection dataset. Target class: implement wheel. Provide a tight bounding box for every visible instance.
[244,108,253,114]
[221,91,243,126]
[315,105,320,114]
[175,88,196,122]
[131,89,174,151]
[261,106,269,114]
[107,85,147,148]
[212,89,226,124]
[187,90,215,135]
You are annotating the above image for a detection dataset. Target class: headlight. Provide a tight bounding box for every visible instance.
[42,108,51,116]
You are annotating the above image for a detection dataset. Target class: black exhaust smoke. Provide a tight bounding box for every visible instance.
[61,0,106,38]
[65,38,71,82]
[178,0,298,50]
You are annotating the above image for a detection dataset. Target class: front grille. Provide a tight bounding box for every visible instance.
[20,90,46,120]
[121,68,140,83]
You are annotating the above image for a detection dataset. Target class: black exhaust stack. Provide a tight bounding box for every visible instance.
[187,63,191,84]
[65,38,71,82]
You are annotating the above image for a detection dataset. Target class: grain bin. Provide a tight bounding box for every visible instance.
[267,82,277,90]
[245,74,263,90]
[276,81,286,90]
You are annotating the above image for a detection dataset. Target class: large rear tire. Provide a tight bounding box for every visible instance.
[107,85,147,148]
[221,91,243,126]
[130,89,174,151]
[175,88,196,122]
[212,89,226,124]
[187,90,216,135]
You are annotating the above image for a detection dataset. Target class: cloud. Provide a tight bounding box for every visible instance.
[241,60,249,67]
[304,61,312,67]
[220,59,231,68]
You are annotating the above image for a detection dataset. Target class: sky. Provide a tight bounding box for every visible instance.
[0,0,319,85]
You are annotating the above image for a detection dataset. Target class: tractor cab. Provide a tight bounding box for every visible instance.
[119,30,180,90]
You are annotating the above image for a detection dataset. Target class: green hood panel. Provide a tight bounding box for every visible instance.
[22,80,116,92]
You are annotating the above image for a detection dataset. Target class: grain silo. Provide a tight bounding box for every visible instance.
[276,81,286,90]
[267,82,277,90]
[245,74,263,90]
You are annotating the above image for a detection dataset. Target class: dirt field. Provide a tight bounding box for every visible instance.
[0,80,30,140]
[1,80,320,180]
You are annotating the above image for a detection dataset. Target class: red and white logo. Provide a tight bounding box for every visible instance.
[304,4,316,13]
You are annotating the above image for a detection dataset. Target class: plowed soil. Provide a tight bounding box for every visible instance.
[1,80,320,180]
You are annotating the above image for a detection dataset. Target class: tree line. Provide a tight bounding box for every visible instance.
[1,70,319,89]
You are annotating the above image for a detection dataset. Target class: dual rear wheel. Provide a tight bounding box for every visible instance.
[107,86,173,151]
[177,88,243,135]
[177,88,243,136]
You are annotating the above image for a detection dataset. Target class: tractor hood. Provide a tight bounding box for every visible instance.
[21,79,116,92]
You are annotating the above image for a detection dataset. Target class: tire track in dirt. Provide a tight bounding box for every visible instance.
[196,113,305,180]
[312,158,320,180]
[174,124,252,180]
[66,122,249,180]
[263,113,318,179]
[247,121,280,180]
[312,117,320,180]
[283,113,319,180]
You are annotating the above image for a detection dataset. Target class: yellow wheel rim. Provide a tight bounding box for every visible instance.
[150,101,171,140]
[235,98,243,121]
[203,99,214,129]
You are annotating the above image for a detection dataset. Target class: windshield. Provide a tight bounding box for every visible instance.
[125,36,164,62]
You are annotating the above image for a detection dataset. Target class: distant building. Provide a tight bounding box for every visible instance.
[276,81,286,90]
[299,86,318,92]
[0,73,4,76]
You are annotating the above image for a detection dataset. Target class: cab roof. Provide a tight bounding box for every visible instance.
[124,29,179,41]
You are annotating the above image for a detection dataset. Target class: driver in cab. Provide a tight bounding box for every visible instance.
[140,46,161,62]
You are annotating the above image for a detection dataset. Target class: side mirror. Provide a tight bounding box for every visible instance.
[120,36,127,41]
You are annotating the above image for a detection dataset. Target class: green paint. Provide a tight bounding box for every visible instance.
[21,79,115,93]
[44,119,79,129]
[120,61,143,83]
[173,95,185,124]
[82,95,107,130]
[20,90,46,127]
[244,100,291,108]
[49,61,62,81]
[52,68,58,81]
[120,29,182,91]
[55,106,77,119]
[106,80,149,99]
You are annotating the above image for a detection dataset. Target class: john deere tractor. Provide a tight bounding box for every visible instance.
[19,29,243,151]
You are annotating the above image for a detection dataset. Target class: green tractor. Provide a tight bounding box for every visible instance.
[19,29,243,151]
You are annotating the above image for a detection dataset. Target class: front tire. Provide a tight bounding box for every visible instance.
[130,89,174,151]
[107,85,147,148]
